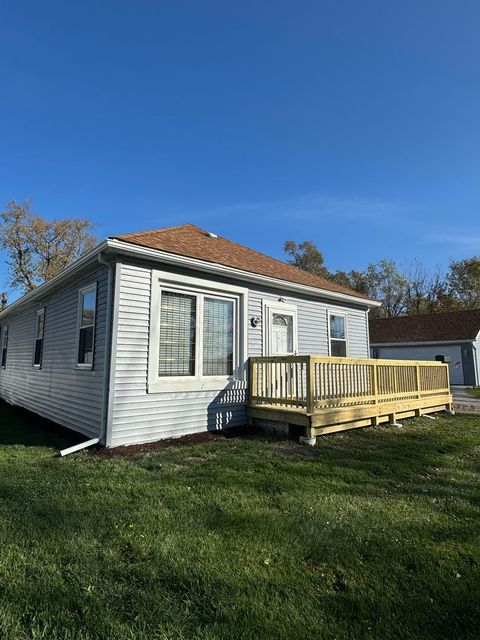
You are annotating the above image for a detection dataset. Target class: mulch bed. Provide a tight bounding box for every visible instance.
[90,424,263,458]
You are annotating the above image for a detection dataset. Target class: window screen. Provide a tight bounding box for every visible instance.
[159,291,196,376]
[203,297,234,376]
[78,288,96,365]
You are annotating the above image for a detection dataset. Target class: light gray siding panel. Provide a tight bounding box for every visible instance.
[0,266,109,438]
[109,261,370,447]
[374,344,464,386]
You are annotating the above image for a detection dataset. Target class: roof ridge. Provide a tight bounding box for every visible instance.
[111,223,200,239]
[372,309,480,322]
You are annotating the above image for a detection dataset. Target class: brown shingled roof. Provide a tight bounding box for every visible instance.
[370,310,480,344]
[111,224,370,301]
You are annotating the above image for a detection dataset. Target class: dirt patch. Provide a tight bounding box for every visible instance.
[90,424,263,458]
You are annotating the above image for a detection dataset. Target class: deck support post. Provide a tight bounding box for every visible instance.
[389,413,401,427]
[447,404,455,415]
[299,435,317,446]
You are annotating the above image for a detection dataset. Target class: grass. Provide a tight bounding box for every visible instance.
[466,387,480,399]
[1,403,480,640]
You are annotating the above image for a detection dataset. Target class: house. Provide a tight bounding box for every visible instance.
[370,310,480,386]
[0,224,381,448]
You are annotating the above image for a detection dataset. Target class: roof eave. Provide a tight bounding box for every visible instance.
[370,339,475,347]
[107,238,380,307]
[0,241,109,320]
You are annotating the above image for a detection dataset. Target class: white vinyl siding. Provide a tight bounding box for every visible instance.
[108,261,370,447]
[0,267,109,438]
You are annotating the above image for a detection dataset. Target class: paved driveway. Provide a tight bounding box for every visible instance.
[452,386,480,414]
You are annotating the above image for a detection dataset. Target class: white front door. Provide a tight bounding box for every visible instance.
[263,302,298,356]
[271,313,293,355]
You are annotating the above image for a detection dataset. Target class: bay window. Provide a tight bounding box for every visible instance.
[149,270,246,392]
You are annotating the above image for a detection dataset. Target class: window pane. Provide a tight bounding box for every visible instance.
[271,313,293,355]
[331,339,347,357]
[81,290,96,327]
[37,310,45,338]
[34,339,43,366]
[330,315,345,339]
[78,326,94,364]
[203,297,234,376]
[159,291,196,376]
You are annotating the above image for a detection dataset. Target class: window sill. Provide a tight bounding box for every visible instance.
[76,364,94,371]
[148,377,242,394]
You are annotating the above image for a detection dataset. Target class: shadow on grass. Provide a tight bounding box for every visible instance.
[0,400,84,449]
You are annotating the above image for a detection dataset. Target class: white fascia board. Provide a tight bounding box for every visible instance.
[371,339,474,347]
[106,238,381,308]
[0,241,109,320]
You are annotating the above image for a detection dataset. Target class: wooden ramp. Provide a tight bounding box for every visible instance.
[248,356,453,438]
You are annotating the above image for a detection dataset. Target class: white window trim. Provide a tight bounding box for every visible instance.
[76,283,98,370]
[148,270,248,392]
[327,310,349,357]
[263,300,298,356]
[32,307,45,369]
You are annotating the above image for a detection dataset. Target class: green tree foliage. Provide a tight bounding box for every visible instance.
[0,200,96,293]
[284,239,480,317]
[446,257,480,310]
[284,240,331,278]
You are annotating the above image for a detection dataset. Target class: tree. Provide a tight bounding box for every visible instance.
[284,240,331,279]
[403,260,449,315]
[0,200,96,292]
[446,257,480,310]
[363,260,408,318]
[0,292,6,311]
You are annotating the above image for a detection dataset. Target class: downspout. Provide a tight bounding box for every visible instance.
[60,252,115,456]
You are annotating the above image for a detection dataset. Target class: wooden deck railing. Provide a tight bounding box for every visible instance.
[249,355,451,413]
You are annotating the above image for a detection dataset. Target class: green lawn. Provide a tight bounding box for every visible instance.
[1,402,480,640]
[466,387,480,399]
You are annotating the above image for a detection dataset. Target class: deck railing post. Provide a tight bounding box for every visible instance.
[249,358,257,406]
[306,356,315,415]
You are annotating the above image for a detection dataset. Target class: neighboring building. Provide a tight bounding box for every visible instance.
[370,310,480,386]
[0,224,379,447]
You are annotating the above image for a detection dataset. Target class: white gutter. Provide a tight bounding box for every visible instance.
[0,241,108,320]
[370,339,475,347]
[1,237,379,322]
[106,238,380,308]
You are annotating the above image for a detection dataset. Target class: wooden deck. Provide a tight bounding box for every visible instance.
[248,356,453,438]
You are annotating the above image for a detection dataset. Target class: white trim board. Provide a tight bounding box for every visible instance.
[107,239,379,308]
[371,340,475,347]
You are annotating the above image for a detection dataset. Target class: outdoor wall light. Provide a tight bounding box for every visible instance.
[250,316,261,327]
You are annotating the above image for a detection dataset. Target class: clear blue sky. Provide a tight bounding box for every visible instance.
[1,0,479,299]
